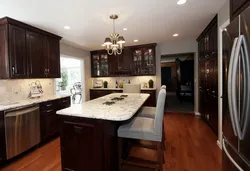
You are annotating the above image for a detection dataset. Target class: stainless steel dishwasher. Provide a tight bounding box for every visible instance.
[4,105,40,159]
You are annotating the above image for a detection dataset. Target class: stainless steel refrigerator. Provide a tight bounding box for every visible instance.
[222,6,250,171]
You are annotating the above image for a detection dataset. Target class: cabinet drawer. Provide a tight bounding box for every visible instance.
[57,97,71,110]
[40,101,55,112]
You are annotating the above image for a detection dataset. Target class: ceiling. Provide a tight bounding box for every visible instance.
[0,0,226,51]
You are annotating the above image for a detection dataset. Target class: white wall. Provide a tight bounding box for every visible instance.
[60,43,91,101]
[156,39,199,113]
[217,0,230,149]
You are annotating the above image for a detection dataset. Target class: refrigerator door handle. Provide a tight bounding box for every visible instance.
[223,139,244,171]
[240,35,250,139]
[232,35,244,140]
[228,37,239,136]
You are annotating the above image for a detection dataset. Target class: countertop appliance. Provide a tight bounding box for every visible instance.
[4,105,40,160]
[222,6,250,171]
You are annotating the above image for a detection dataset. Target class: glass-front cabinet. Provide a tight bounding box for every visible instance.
[132,46,156,75]
[91,51,108,77]
[91,43,156,77]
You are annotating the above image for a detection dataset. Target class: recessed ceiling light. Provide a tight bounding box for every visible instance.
[173,34,179,37]
[64,25,71,30]
[177,0,186,5]
[123,28,128,31]
[134,39,139,42]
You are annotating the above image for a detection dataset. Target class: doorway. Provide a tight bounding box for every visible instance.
[55,55,84,104]
[161,53,195,113]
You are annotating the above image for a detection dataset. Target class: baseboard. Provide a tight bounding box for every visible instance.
[217,140,222,150]
[194,111,201,116]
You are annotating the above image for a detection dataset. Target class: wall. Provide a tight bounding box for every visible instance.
[90,76,157,89]
[60,42,91,101]
[155,39,199,113]
[217,0,230,149]
[0,79,54,103]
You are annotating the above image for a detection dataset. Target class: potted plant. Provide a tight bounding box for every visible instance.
[103,81,108,88]
[148,79,154,88]
[61,71,68,91]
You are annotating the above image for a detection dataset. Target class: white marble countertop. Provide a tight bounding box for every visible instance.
[90,88,156,91]
[0,95,71,112]
[56,93,150,121]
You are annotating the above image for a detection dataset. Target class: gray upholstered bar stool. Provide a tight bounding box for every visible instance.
[123,84,141,93]
[118,89,166,171]
[136,85,167,150]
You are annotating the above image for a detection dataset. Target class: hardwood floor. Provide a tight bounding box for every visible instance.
[0,113,221,171]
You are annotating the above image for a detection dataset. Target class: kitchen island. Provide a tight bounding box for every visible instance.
[56,93,150,171]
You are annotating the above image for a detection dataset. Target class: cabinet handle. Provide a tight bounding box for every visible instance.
[47,68,50,73]
[74,126,82,134]
[12,67,15,75]
[212,91,215,93]
[207,89,210,91]
[46,109,54,113]
[46,104,53,107]
[62,100,68,103]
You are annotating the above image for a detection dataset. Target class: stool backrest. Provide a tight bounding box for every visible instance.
[123,84,141,93]
[154,89,166,136]
[161,85,166,89]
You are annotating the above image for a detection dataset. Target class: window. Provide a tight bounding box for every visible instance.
[56,56,84,103]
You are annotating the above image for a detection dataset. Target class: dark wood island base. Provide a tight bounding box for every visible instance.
[59,115,121,171]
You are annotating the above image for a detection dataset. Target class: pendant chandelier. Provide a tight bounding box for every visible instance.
[103,14,125,56]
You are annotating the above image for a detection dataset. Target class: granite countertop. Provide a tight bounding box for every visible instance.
[90,88,157,90]
[56,93,150,121]
[0,94,71,112]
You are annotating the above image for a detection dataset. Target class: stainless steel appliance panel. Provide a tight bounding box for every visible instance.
[239,6,250,163]
[5,105,40,159]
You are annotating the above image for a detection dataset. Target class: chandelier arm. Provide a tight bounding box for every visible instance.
[117,48,123,55]
[107,49,113,56]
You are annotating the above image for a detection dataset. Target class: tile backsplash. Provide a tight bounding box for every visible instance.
[0,79,55,102]
[91,76,156,88]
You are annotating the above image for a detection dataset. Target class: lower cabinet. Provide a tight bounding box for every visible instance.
[0,111,6,165]
[90,89,156,107]
[199,91,218,136]
[40,97,71,142]
[60,120,103,171]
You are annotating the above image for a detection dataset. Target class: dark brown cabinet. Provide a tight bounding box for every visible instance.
[0,17,62,79]
[91,51,109,77]
[60,120,103,171]
[197,15,218,136]
[26,31,47,78]
[91,43,156,77]
[40,97,71,142]
[230,0,250,20]
[8,25,27,78]
[0,111,6,165]
[47,37,61,78]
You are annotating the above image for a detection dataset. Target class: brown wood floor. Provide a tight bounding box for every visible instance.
[0,113,221,171]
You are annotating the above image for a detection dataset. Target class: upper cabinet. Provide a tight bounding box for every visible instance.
[8,25,27,78]
[197,15,218,62]
[0,17,62,79]
[230,0,250,20]
[91,43,156,77]
[91,51,109,77]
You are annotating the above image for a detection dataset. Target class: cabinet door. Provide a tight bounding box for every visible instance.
[91,54,100,77]
[0,111,6,164]
[8,25,27,78]
[120,48,133,71]
[141,90,156,107]
[60,121,103,171]
[199,61,206,89]
[26,31,46,78]
[47,37,60,78]
[142,48,155,75]
[100,53,108,76]
[0,25,9,79]
[108,54,118,76]
[207,94,218,136]
[133,49,142,75]
[231,0,250,19]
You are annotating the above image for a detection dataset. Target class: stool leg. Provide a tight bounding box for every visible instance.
[118,137,123,170]
[156,142,163,171]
